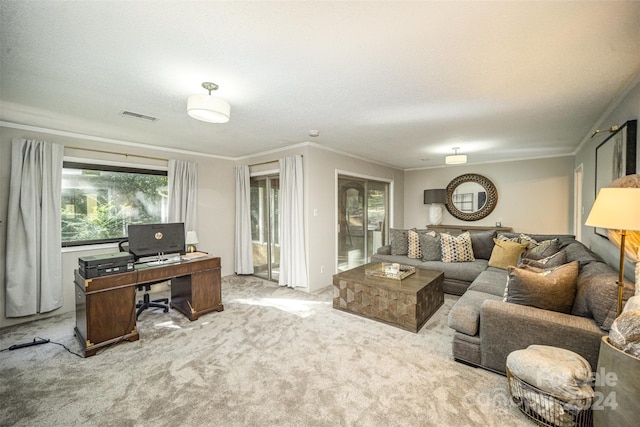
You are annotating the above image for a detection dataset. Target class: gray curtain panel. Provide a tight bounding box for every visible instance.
[234,165,254,274]
[5,138,63,317]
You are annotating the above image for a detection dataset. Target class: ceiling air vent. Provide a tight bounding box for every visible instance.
[120,111,158,122]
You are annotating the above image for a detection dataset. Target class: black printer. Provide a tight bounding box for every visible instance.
[78,252,135,279]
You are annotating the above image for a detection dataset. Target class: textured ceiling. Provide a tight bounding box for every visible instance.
[1,1,639,169]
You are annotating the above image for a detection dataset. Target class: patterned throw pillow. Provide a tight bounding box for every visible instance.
[419,231,440,261]
[496,233,519,243]
[440,232,475,263]
[407,229,422,259]
[390,229,409,255]
[519,250,567,269]
[519,234,560,258]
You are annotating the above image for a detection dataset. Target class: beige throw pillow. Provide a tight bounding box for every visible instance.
[407,229,422,259]
[506,261,579,314]
[440,232,475,263]
[488,239,528,269]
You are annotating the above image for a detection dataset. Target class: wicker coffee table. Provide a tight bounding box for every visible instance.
[332,263,444,332]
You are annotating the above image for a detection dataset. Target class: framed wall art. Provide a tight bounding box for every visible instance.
[594,119,637,236]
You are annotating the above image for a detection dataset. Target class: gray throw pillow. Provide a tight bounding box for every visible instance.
[419,231,441,261]
[519,250,567,269]
[506,261,579,314]
[390,228,409,255]
[470,230,496,260]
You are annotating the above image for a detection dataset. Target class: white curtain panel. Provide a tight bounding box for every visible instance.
[278,155,308,288]
[5,138,64,317]
[234,165,254,274]
[168,159,198,233]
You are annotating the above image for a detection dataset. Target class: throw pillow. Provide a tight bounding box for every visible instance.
[440,232,475,263]
[488,239,528,270]
[524,239,560,259]
[506,261,579,314]
[419,231,440,261]
[470,230,497,260]
[519,250,567,269]
[407,229,422,259]
[496,233,519,243]
[390,228,409,255]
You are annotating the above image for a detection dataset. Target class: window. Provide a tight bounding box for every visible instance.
[61,162,168,246]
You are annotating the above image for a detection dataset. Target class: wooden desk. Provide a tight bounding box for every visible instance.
[74,256,222,357]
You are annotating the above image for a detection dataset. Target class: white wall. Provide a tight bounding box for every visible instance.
[574,75,639,282]
[0,125,235,328]
[404,156,575,234]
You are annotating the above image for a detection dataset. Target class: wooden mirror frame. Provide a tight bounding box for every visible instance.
[445,173,498,221]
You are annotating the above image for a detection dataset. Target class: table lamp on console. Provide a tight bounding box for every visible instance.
[424,189,448,226]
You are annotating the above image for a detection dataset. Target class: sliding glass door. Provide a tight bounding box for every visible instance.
[338,175,389,271]
[250,175,280,281]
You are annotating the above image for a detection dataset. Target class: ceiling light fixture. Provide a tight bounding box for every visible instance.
[187,82,230,123]
[445,147,467,165]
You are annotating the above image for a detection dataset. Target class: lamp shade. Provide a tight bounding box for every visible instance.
[585,188,640,231]
[424,189,447,205]
[445,154,467,165]
[187,95,230,123]
[185,230,199,245]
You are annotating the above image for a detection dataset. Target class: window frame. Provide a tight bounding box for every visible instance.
[61,161,168,248]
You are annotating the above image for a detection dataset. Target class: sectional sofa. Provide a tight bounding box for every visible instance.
[372,230,635,374]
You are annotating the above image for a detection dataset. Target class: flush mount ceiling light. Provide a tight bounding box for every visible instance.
[187,82,230,123]
[445,147,467,165]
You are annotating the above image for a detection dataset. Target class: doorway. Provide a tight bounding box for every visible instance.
[337,175,389,271]
[250,175,280,281]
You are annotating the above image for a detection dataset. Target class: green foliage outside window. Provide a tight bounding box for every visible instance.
[62,163,168,246]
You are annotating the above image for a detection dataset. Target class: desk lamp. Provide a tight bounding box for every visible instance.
[185,231,199,253]
[585,187,640,316]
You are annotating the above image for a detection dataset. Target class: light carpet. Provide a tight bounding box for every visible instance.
[0,275,532,426]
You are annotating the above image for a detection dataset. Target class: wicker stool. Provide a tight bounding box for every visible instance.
[506,345,594,427]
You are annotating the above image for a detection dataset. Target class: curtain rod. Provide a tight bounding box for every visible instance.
[65,146,168,162]
[248,155,303,168]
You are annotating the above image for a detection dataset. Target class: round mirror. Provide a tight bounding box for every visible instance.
[445,173,498,221]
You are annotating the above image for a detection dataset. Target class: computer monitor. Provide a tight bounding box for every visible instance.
[127,223,186,261]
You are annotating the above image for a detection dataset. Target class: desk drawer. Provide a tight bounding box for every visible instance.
[75,270,138,293]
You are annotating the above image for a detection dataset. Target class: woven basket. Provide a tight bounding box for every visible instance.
[506,367,593,427]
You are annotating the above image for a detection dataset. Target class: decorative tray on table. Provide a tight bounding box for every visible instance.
[365,262,416,280]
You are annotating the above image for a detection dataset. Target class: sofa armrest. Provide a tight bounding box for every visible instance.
[376,245,391,255]
[479,300,604,373]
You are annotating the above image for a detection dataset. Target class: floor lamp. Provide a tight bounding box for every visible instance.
[585,187,640,316]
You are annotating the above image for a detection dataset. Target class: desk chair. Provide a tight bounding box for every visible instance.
[119,240,170,318]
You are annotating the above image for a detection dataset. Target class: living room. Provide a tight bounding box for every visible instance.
[1,1,639,426]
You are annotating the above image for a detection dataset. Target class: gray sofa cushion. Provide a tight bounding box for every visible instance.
[561,242,601,268]
[448,290,503,336]
[571,261,635,331]
[420,259,488,283]
[469,230,496,260]
[468,269,508,297]
[371,253,423,267]
[390,228,409,255]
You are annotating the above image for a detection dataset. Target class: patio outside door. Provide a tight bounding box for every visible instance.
[338,176,389,271]
[250,175,280,281]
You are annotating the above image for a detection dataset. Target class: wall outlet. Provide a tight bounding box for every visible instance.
[320,266,325,274]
